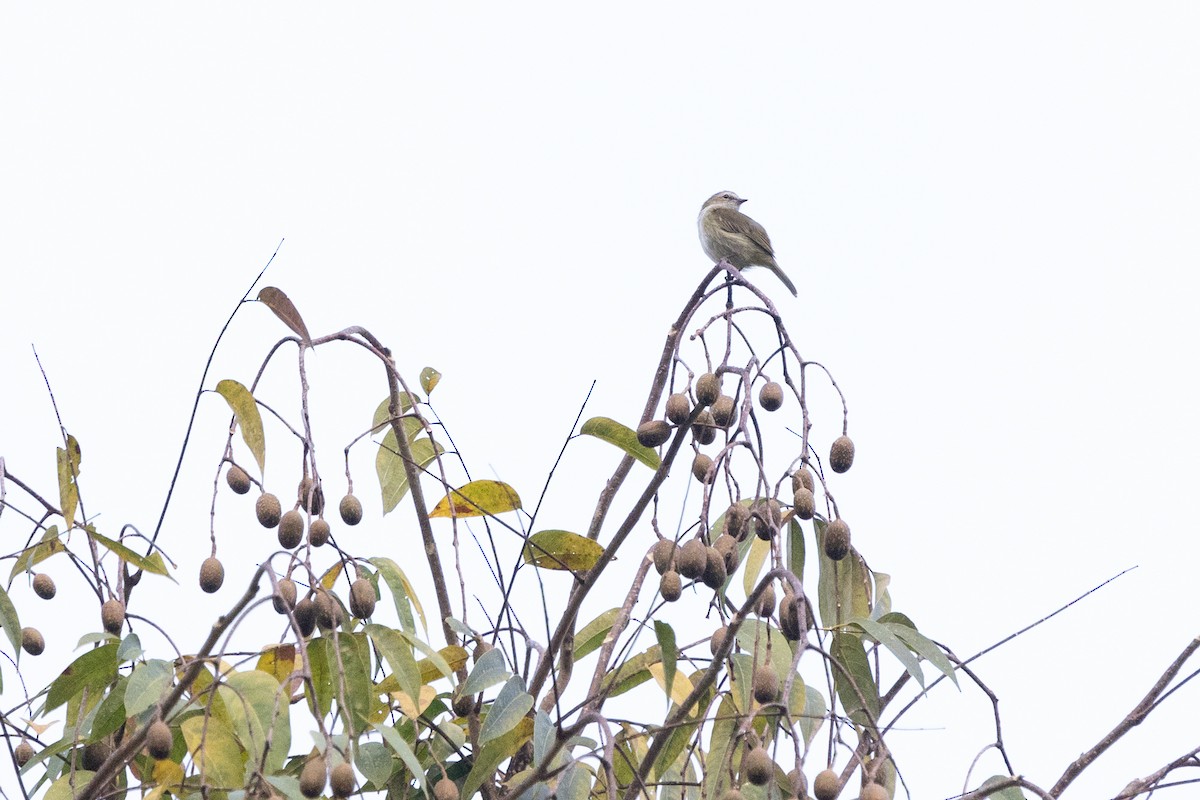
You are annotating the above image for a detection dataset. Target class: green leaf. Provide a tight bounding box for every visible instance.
[889,623,960,689]
[90,675,129,741]
[815,519,871,628]
[369,557,425,635]
[219,669,292,773]
[357,740,395,788]
[366,624,421,704]
[830,631,880,727]
[557,763,592,800]
[579,416,661,470]
[56,434,81,529]
[460,647,509,696]
[125,659,173,716]
[420,367,442,395]
[181,713,245,789]
[373,722,426,790]
[431,479,522,518]
[787,517,805,579]
[601,646,661,698]
[701,695,739,800]
[654,621,677,708]
[86,527,173,578]
[8,525,66,582]
[0,584,21,656]
[377,434,443,514]
[47,642,118,711]
[849,617,925,688]
[975,776,1027,800]
[335,633,373,735]
[257,286,312,347]
[573,608,619,661]
[522,530,605,572]
[462,717,534,800]
[478,675,533,746]
[215,379,266,474]
[306,637,335,718]
[797,682,826,746]
[46,771,96,800]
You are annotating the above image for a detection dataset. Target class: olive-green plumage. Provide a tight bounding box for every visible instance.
[698,191,797,296]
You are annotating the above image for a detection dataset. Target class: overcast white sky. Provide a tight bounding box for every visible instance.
[3,4,1199,799]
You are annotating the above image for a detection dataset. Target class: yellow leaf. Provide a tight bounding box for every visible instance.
[649,662,695,706]
[256,644,296,684]
[431,480,522,519]
[522,530,605,572]
[215,379,266,474]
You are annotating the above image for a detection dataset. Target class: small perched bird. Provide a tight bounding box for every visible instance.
[697,191,797,297]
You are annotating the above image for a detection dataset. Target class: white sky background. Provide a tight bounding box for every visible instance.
[2,4,1200,799]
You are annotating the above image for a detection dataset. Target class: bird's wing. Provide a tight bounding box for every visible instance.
[710,207,774,257]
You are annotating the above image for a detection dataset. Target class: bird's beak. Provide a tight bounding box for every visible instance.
[737,198,748,206]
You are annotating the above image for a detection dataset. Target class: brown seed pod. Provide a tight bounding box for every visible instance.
[660,570,682,602]
[349,578,377,619]
[860,783,889,800]
[637,420,672,448]
[146,719,173,760]
[695,372,721,407]
[14,740,34,767]
[702,546,727,589]
[779,594,805,641]
[692,410,718,445]
[298,477,325,515]
[473,641,493,663]
[724,502,750,540]
[744,746,773,786]
[709,625,729,656]
[752,664,779,704]
[793,487,815,520]
[32,573,56,600]
[678,539,708,580]
[756,582,776,617]
[752,499,782,540]
[309,518,331,547]
[691,453,715,483]
[339,494,363,526]
[199,557,225,593]
[82,741,112,771]
[226,465,252,495]
[824,520,851,561]
[452,691,474,717]
[101,598,125,636]
[256,493,282,528]
[21,627,45,656]
[434,777,460,800]
[294,597,318,636]
[665,393,691,425]
[787,768,808,799]
[299,755,327,798]
[829,436,855,474]
[813,769,840,800]
[273,578,298,613]
[791,468,814,493]
[330,762,355,797]
[652,540,676,575]
[315,591,343,630]
[714,533,740,573]
[758,381,784,411]
[711,395,736,428]
[278,510,304,549]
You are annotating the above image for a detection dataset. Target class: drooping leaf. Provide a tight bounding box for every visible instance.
[373,722,426,791]
[460,646,509,696]
[580,416,661,470]
[377,435,443,514]
[797,681,826,746]
[654,621,677,706]
[370,557,426,635]
[414,644,469,684]
[219,669,292,773]
[888,622,960,688]
[849,617,925,688]
[431,480,522,519]
[56,434,81,529]
[478,675,534,746]
[815,519,871,628]
[86,527,173,578]
[215,379,266,474]
[702,695,739,800]
[47,642,118,711]
[521,530,605,572]
[90,675,129,740]
[420,367,442,395]
[318,560,344,590]
[462,716,534,800]
[334,633,372,735]
[8,525,66,582]
[573,608,619,661]
[0,584,21,656]
[366,624,421,704]
[181,713,245,789]
[741,535,772,599]
[647,662,693,706]
[787,517,805,580]
[257,286,312,347]
[830,631,880,727]
[356,740,395,789]
[124,659,173,716]
[557,762,593,800]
